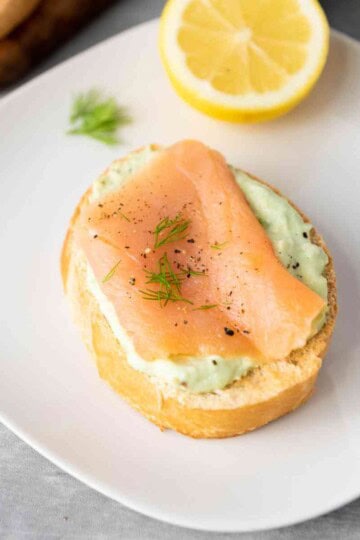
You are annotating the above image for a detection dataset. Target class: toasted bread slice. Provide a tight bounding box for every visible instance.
[61,149,337,439]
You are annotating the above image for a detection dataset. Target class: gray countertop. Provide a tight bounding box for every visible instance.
[1,1,360,538]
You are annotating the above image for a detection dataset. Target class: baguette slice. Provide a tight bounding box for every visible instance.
[61,148,337,439]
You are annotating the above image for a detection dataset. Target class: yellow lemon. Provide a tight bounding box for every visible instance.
[159,0,329,122]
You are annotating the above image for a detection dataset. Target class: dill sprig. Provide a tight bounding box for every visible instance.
[145,253,182,293]
[192,304,218,311]
[141,253,194,307]
[210,241,228,250]
[102,260,121,283]
[183,267,205,277]
[119,211,130,222]
[67,89,131,146]
[153,214,190,249]
[140,289,193,305]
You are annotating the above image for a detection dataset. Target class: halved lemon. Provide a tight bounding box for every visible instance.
[159,0,329,122]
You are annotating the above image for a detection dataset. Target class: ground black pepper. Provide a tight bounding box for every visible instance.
[224,327,234,336]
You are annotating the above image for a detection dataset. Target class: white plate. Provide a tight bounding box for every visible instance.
[1,19,360,533]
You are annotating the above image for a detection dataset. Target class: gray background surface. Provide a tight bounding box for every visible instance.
[1,1,360,538]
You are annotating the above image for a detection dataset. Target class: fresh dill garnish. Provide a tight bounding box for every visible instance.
[140,289,193,305]
[145,253,182,293]
[183,267,206,277]
[141,253,194,307]
[210,241,228,250]
[119,211,130,222]
[153,214,190,249]
[102,260,121,283]
[192,304,218,311]
[67,89,131,146]
[145,260,206,289]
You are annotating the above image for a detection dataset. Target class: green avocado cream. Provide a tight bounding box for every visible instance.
[87,147,328,393]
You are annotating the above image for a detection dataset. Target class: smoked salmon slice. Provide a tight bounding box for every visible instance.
[75,140,325,363]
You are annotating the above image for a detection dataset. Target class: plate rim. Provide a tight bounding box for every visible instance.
[1,407,360,533]
[1,19,360,533]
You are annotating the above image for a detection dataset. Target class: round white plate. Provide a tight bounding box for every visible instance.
[0,19,360,533]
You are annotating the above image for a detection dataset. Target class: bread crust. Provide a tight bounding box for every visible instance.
[0,0,41,39]
[61,150,337,438]
[0,0,114,87]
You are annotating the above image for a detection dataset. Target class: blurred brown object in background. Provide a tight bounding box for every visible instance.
[0,0,115,87]
[0,0,41,39]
